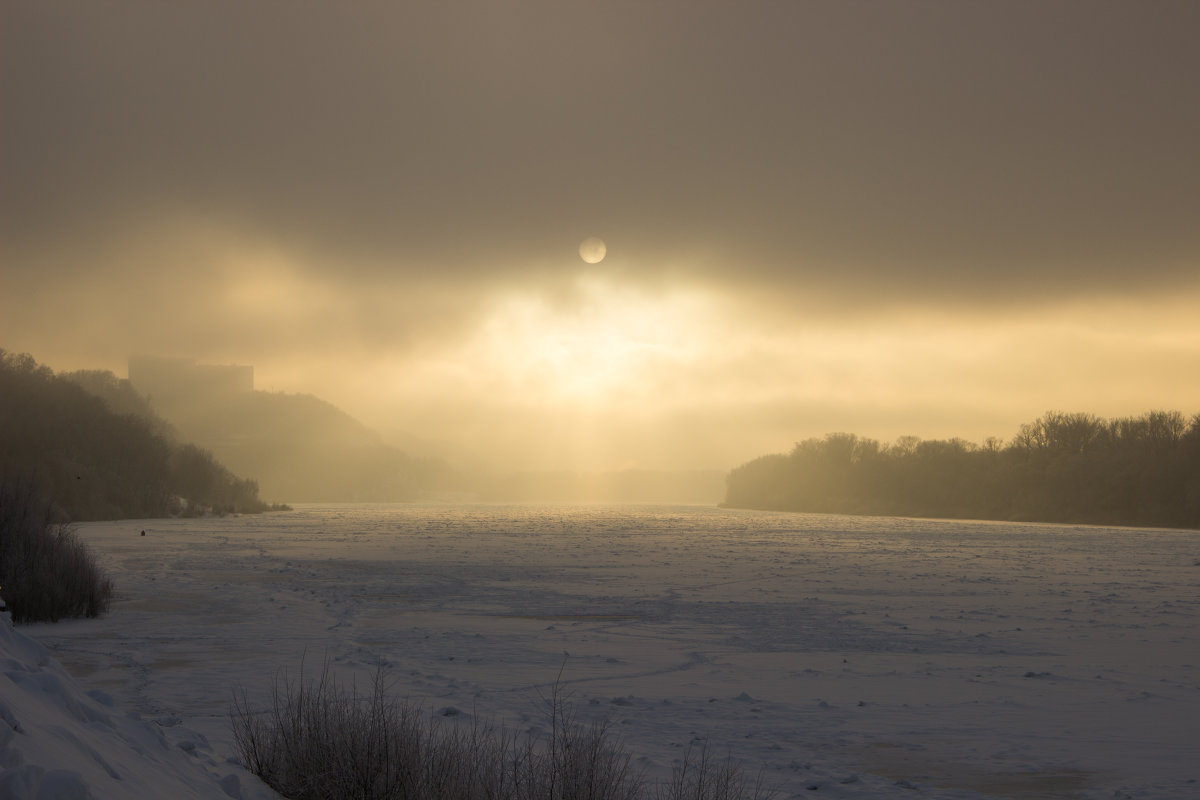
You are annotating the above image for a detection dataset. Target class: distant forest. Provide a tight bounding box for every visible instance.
[0,350,276,520]
[723,411,1200,529]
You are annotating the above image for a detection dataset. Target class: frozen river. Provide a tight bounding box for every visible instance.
[27,504,1200,798]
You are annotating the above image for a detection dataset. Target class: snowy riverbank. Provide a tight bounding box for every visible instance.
[0,610,278,799]
[10,504,1200,798]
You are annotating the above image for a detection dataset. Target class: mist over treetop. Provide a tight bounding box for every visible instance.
[724,410,1200,530]
[0,350,272,520]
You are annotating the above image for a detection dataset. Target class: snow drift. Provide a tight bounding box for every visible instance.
[0,612,277,800]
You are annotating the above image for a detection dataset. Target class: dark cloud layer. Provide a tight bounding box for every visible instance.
[4,2,1200,471]
[5,1,1199,298]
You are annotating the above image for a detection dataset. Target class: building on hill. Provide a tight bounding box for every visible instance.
[128,356,253,408]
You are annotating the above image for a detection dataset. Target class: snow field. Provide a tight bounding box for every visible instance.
[14,504,1200,799]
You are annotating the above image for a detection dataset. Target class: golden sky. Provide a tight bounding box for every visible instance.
[3,2,1199,471]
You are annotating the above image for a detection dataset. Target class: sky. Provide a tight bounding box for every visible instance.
[3,1,1199,472]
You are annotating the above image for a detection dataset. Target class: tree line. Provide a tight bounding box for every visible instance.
[722,410,1200,529]
[0,350,276,520]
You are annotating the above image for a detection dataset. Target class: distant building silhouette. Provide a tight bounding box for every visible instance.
[128,356,253,407]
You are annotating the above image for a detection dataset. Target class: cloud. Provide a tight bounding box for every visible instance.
[3,2,1200,470]
[6,2,1199,297]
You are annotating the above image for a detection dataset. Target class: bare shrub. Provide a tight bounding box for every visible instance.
[0,478,114,623]
[231,659,773,800]
[515,668,644,800]
[654,739,773,800]
[232,660,534,800]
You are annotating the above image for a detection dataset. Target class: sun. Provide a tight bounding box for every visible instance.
[578,237,607,264]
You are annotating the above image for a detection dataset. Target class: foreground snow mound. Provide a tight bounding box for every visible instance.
[0,613,278,800]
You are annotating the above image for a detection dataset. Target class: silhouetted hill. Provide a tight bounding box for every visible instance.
[723,411,1200,529]
[127,365,461,502]
[62,368,178,440]
[0,351,273,520]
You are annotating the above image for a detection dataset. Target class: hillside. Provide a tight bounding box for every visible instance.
[129,372,462,503]
[0,351,272,520]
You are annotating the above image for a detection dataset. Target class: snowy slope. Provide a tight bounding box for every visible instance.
[0,612,278,800]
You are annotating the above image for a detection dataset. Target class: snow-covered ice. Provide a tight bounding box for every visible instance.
[8,504,1200,798]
